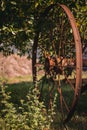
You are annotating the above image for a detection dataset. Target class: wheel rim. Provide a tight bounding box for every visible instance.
[32,4,82,123]
[60,4,82,123]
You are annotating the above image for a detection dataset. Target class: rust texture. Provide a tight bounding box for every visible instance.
[60,4,82,123]
[32,4,82,123]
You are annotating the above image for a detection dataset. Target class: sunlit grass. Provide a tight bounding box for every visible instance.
[0,75,33,84]
[82,71,87,78]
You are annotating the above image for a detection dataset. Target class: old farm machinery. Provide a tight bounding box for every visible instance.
[32,4,86,123]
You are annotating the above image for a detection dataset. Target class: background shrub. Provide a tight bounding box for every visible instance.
[0,84,56,130]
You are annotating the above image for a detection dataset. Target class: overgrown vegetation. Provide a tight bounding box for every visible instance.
[0,76,87,130]
[0,81,56,130]
[0,0,87,130]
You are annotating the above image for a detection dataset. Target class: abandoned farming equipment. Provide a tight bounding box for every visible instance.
[32,4,86,123]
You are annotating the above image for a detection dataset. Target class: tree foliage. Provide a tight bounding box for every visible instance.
[0,0,87,55]
[74,3,87,52]
[0,0,34,55]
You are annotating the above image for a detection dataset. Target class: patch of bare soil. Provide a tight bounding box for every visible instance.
[0,53,32,78]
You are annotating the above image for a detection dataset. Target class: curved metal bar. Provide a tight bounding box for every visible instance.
[60,4,82,123]
[32,3,82,123]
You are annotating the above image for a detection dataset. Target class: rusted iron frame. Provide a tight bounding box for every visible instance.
[60,5,82,123]
[32,3,82,123]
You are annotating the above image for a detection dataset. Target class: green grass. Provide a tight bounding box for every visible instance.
[0,75,33,84]
[38,77,87,130]
[6,81,33,107]
[0,75,87,130]
[51,91,87,130]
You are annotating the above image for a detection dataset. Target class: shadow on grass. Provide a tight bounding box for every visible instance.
[6,81,34,107]
[66,91,87,130]
[53,91,87,130]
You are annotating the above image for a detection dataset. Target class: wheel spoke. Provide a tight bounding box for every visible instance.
[57,87,64,117]
[64,75,75,91]
[62,96,70,112]
[58,86,70,113]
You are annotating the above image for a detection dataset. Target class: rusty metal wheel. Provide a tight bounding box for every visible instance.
[32,4,82,123]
